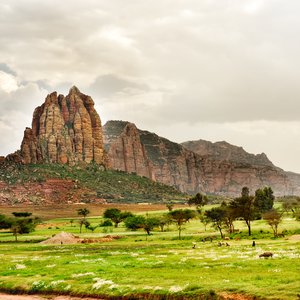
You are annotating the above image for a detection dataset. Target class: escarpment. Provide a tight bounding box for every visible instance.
[20,86,106,165]
[104,121,300,196]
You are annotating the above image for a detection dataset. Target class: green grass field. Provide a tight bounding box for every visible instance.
[0,205,299,299]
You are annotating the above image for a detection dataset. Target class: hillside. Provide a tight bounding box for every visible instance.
[104,120,300,196]
[0,161,186,205]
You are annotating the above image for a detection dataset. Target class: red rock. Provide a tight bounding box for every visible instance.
[104,121,300,196]
[20,86,106,165]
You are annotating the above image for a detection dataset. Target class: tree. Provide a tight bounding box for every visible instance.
[221,201,236,234]
[254,187,274,213]
[103,208,133,228]
[12,212,32,218]
[124,215,160,237]
[199,214,210,231]
[166,202,174,212]
[77,208,90,219]
[263,209,283,237]
[143,217,160,236]
[158,214,172,232]
[205,207,226,239]
[0,214,10,229]
[168,209,196,240]
[124,215,145,231]
[230,187,257,236]
[188,193,208,209]
[10,217,40,241]
[281,196,300,217]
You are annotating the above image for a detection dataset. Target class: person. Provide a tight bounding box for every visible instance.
[252,240,256,247]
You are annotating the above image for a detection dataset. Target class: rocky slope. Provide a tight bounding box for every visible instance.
[104,121,300,196]
[19,86,106,165]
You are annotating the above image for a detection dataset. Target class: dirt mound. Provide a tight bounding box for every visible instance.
[40,232,81,245]
[289,234,300,241]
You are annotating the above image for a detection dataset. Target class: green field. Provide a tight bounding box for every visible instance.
[0,205,299,300]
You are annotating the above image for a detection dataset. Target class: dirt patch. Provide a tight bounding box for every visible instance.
[40,232,81,245]
[40,232,123,245]
[220,292,255,300]
[289,234,300,241]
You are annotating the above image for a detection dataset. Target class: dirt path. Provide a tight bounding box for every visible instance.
[0,294,103,300]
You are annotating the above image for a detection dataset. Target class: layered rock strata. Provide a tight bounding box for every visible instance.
[20,86,106,165]
[104,121,300,196]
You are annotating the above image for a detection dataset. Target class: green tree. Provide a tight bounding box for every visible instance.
[230,187,257,236]
[0,214,10,229]
[103,208,133,228]
[124,215,146,231]
[166,202,174,212]
[168,209,196,240]
[263,209,283,237]
[12,212,32,217]
[188,193,208,209]
[205,207,226,239]
[199,214,210,231]
[10,217,40,241]
[221,201,236,234]
[77,208,90,219]
[281,196,300,217]
[254,187,274,213]
[158,214,172,232]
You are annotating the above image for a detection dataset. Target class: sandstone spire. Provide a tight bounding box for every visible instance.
[20,87,106,165]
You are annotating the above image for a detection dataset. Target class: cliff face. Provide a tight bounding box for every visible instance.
[20,86,106,165]
[103,121,203,193]
[104,121,300,196]
[181,140,274,167]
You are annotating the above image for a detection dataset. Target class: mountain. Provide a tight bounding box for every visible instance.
[1,88,300,202]
[17,86,106,165]
[103,121,300,196]
[0,88,184,204]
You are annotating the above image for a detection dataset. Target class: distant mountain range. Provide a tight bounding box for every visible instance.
[1,87,299,203]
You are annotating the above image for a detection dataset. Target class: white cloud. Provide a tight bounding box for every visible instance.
[0,0,299,173]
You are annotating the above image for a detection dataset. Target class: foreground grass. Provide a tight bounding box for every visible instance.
[0,206,299,299]
[0,235,299,298]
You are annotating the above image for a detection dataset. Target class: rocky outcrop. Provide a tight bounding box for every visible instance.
[20,86,106,165]
[181,140,274,167]
[104,121,300,196]
[104,121,203,193]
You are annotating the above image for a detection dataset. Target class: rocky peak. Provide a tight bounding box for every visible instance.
[181,139,274,167]
[20,88,106,165]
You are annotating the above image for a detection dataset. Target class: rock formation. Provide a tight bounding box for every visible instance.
[20,86,106,165]
[104,121,300,196]
[104,121,203,193]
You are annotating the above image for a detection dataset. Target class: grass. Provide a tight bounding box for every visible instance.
[0,163,187,204]
[0,206,299,299]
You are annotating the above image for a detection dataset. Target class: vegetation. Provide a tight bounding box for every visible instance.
[103,208,133,227]
[168,209,196,239]
[0,201,299,299]
[0,163,187,204]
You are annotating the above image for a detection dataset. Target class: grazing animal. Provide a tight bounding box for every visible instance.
[259,252,273,258]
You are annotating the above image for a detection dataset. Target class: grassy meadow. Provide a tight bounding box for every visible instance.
[0,204,299,299]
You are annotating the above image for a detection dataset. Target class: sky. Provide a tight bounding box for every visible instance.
[0,0,300,173]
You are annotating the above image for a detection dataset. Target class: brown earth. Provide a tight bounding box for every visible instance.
[0,203,177,220]
[0,179,104,206]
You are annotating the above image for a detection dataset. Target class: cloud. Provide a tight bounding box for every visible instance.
[0,0,300,173]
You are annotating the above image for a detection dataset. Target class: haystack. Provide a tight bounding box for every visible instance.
[40,232,81,245]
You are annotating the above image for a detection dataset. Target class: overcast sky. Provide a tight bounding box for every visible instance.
[1,0,300,173]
